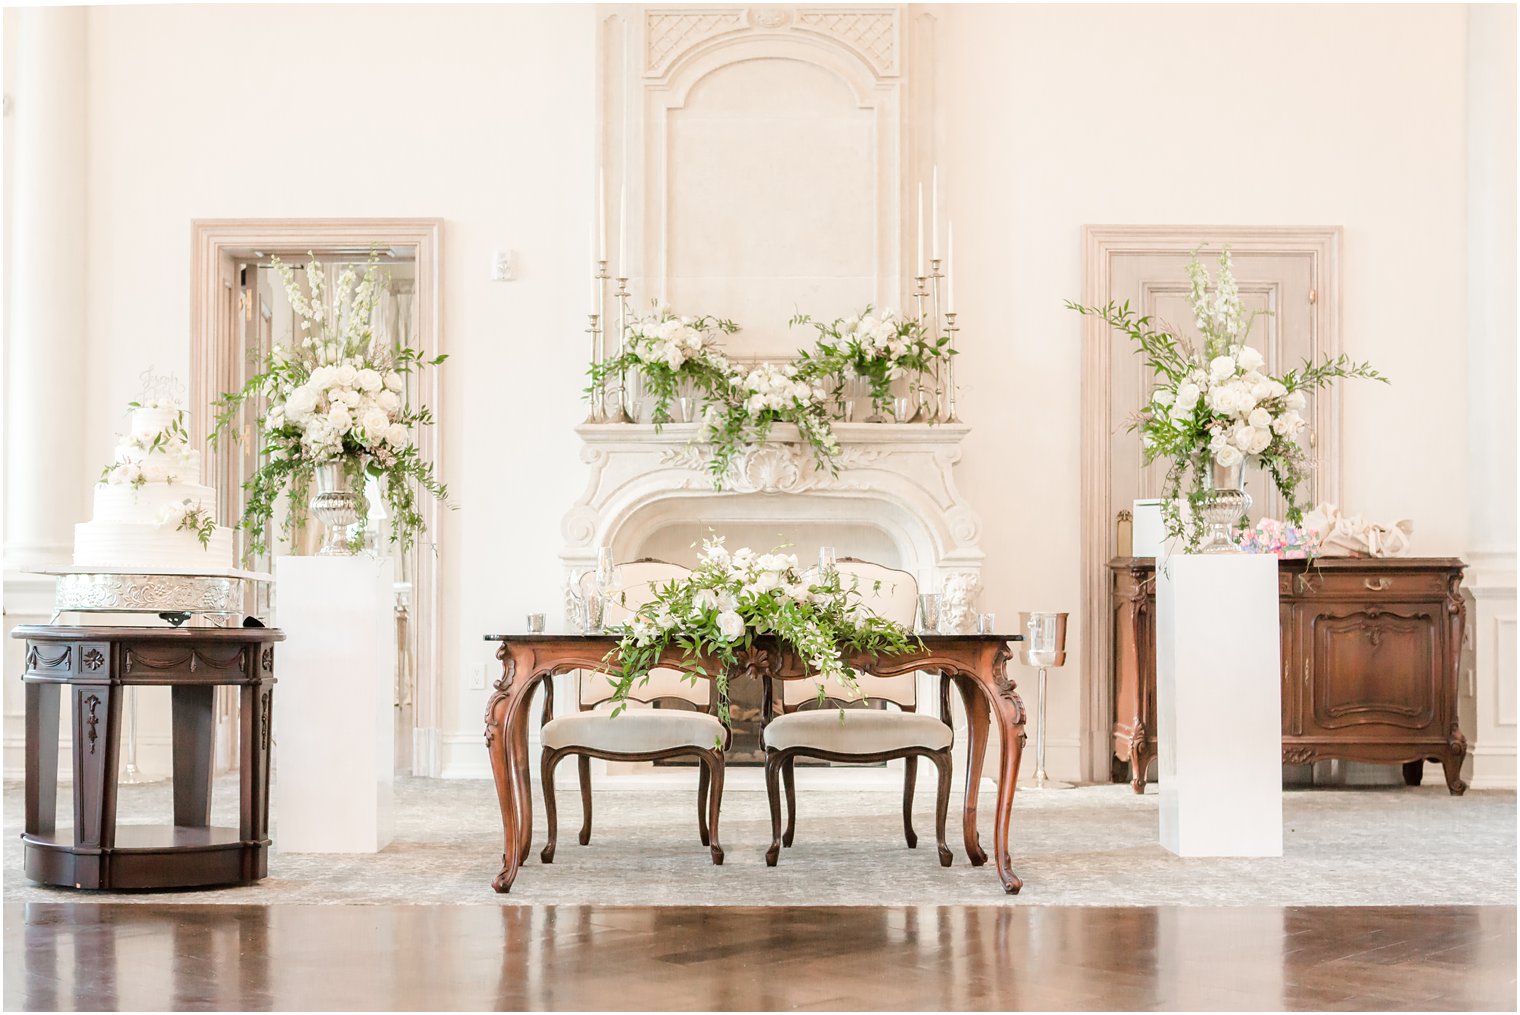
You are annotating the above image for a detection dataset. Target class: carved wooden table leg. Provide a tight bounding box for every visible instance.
[512,687,535,865]
[954,675,989,867]
[984,649,1027,896]
[484,653,521,894]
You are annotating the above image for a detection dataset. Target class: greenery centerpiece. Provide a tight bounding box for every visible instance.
[607,537,919,732]
[1068,249,1386,551]
[701,361,841,485]
[212,251,449,559]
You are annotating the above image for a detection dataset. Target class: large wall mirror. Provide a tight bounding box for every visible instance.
[191,219,443,776]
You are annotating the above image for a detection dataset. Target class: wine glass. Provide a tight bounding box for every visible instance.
[818,546,838,580]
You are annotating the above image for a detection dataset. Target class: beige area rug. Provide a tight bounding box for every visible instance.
[3,777,1513,907]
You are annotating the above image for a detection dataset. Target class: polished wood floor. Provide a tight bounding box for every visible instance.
[4,903,1514,1011]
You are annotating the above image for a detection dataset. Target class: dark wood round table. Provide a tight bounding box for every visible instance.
[12,624,283,890]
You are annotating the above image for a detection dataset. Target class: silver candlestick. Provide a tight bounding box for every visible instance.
[605,276,632,423]
[909,274,933,423]
[928,257,946,421]
[943,311,961,423]
[585,259,609,423]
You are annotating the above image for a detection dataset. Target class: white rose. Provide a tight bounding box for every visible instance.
[284,385,319,420]
[692,588,718,612]
[716,591,739,612]
[378,390,402,412]
[385,423,410,448]
[1209,355,1236,382]
[1285,391,1307,411]
[1151,388,1175,407]
[325,404,352,431]
[1234,425,1257,450]
[1174,382,1201,413]
[335,364,358,386]
[1273,410,1304,436]
[716,611,745,642]
[1215,443,1244,467]
[1248,427,1272,454]
[309,365,336,388]
[1236,346,1265,372]
[361,407,390,436]
[1248,407,1273,430]
[384,371,404,392]
[356,368,383,392]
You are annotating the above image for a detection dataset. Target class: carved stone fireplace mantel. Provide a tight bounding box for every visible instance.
[561,422,984,581]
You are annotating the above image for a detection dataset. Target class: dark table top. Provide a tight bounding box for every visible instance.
[485,631,1023,642]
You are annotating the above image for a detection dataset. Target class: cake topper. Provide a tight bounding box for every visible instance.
[137,368,186,407]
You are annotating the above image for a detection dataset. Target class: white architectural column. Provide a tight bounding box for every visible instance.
[4,6,89,571]
[2,7,89,776]
[1465,4,1517,789]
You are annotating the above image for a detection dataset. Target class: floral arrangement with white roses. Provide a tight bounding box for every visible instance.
[587,303,952,487]
[1069,249,1385,550]
[608,536,919,733]
[793,307,952,418]
[213,251,449,559]
[588,304,739,425]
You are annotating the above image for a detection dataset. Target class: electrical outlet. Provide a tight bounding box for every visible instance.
[468,662,486,690]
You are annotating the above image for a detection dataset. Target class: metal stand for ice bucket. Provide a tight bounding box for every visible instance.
[1020,610,1072,790]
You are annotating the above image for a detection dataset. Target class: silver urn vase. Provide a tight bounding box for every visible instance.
[312,461,362,556]
[1195,455,1251,554]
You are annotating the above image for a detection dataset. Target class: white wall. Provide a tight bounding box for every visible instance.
[6,3,1495,781]
[939,3,1474,775]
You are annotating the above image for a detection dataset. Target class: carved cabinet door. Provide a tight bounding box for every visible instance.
[1297,602,1443,738]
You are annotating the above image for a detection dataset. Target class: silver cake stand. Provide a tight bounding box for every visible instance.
[33,565,274,783]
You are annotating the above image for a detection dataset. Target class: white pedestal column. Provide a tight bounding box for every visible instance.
[1157,554,1281,857]
[273,556,395,853]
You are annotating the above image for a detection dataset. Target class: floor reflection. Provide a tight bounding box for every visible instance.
[6,902,1513,1011]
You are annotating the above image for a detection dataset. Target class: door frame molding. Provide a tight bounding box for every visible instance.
[190,217,445,776]
[1079,224,1343,781]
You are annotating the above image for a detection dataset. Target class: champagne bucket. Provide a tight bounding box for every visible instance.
[1020,611,1068,668]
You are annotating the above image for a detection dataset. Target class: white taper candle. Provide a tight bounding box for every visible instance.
[916,183,925,277]
[619,183,628,276]
[931,164,940,261]
[597,168,606,263]
[946,221,955,312]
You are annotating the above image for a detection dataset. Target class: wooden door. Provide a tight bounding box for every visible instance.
[1080,227,1342,780]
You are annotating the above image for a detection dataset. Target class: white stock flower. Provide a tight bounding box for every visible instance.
[716,591,739,613]
[692,588,718,612]
[1151,388,1175,407]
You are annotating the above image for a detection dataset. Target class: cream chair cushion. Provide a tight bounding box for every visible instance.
[763,709,951,754]
[542,709,723,753]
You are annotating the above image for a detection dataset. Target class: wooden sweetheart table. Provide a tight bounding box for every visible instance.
[483,632,1029,895]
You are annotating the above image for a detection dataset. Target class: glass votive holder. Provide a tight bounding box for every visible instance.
[893,396,911,423]
[977,612,997,635]
[917,592,942,635]
[526,613,546,634]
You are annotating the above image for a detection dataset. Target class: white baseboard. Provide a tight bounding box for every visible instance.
[1469,746,1517,790]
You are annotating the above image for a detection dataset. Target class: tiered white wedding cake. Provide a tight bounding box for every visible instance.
[74,401,235,570]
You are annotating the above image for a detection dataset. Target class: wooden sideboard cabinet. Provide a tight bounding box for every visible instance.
[1110,556,1468,796]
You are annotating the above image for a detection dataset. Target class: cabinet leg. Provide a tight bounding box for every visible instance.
[1401,760,1425,787]
[1441,753,1468,796]
[1129,747,1150,795]
[172,685,216,826]
[26,683,61,836]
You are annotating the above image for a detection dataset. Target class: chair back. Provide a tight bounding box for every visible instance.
[783,557,919,710]
[578,559,708,709]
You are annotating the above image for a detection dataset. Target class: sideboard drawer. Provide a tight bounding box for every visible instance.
[1285,570,1450,599]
